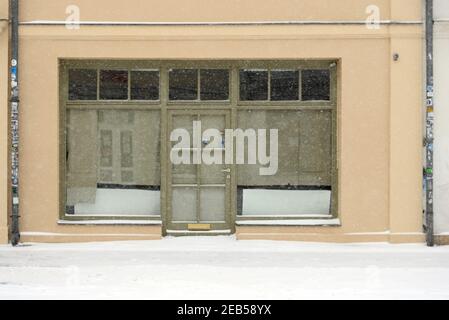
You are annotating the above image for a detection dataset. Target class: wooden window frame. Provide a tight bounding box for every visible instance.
[59,60,338,223]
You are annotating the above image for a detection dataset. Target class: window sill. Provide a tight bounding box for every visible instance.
[58,219,162,226]
[235,218,341,227]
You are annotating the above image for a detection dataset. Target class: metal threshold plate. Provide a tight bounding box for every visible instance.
[188,223,211,231]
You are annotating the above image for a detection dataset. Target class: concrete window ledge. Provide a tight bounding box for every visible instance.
[58,219,162,226]
[236,218,341,227]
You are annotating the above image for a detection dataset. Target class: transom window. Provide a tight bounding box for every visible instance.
[68,69,160,101]
[239,68,330,102]
[168,69,230,101]
[67,66,331,103]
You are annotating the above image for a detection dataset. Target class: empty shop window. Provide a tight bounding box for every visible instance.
[237,110,333,216]
[66,109,161,216]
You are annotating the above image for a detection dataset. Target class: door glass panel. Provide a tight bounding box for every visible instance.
[172,160,197,184]
[200,114,226,184]
[172,187,197,222]
[172,114,195,145]
[200,187,225,222]
[201,115,226,132]
[201,163,226,184]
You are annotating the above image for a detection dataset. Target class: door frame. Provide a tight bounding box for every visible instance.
[164,109,233,233]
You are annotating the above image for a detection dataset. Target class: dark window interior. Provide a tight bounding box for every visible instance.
[301,69,330,101]
[99,70,129,100]
[130,71,159,100]
[239,70,269,101]
[200,69,229,100]
[68,69,97,100]
[271,70,299,101]
[169,69,198,100]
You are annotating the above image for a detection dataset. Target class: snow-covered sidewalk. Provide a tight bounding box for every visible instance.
[0,237,448,300]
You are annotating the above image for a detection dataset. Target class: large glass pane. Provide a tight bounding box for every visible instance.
[236,109,333,216]
[169,69,198,100]
[66,109,161,215]
[200,69,229,100]
[130,70,159,100]
[239,69,268,101]
[68,69,97,100]
[99,70,128,100]
[301,69,330,101]
[270,70,299,101]
[237,110,332,186]
[172,187,197,222]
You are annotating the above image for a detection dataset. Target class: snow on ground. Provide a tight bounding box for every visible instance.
[0,237,449,300]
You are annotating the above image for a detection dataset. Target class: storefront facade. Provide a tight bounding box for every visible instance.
[0,0,426,243]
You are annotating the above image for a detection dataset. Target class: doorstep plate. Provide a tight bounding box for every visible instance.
[188,223,211,231]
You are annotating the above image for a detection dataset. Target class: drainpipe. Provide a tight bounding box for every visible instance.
[9,0,20,246]
[425,0,434,247]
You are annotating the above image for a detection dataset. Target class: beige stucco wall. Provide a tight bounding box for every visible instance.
[21,0,422,23]
[0,0,9,244]
[0,0,424,243]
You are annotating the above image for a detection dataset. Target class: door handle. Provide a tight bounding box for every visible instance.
[221,168,231,173]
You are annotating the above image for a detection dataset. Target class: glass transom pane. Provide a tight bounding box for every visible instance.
[200,69,229,100]
[301,69,330,101]
[68,69,97,100]
[239,69,268,101]
[99,70,129,100]
[270,70,299,101]
[130,70,159,100]
[169,69,198,100]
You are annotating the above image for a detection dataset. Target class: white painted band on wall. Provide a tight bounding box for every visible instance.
[19,20,423,27]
